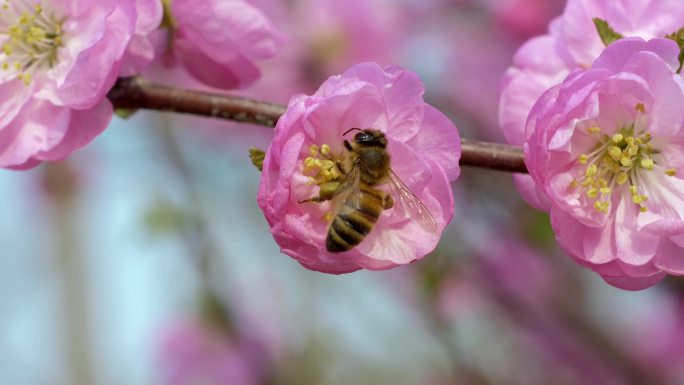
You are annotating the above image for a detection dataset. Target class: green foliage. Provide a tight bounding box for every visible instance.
[249,147,266,172]
[521,210,557,252]
[666,27,684,73]
[593,18,623,46]
[114,108,138,119]
[143,200,200,237]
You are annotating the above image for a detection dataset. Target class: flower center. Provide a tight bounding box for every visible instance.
[302,143,341,185]
[571,105,677,214]
[1,0,64,85]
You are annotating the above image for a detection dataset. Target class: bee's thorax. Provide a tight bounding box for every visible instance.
[354,146,391,185]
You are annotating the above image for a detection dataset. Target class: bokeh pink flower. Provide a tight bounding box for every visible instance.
[526,38,684,289]
[258,62,460,273]
[156,319,260,385]
[0,0,139,169]
[151,0,286,90]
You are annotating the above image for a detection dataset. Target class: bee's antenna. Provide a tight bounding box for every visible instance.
[343,127,362,137]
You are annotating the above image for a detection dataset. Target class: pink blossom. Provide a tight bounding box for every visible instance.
[620,292,684,382]
[258,63,460,273]
[152,0,286,90]
[120,0,163,76]
[293,0,405,83]
[489,0,564,40]
[525,38,684,289]
[0,0,138,169]
[499,0,684,209]
[156,319,258,385]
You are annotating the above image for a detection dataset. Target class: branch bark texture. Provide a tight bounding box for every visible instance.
[108,77,528,174]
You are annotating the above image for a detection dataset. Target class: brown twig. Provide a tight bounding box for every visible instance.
[108,77,528,174]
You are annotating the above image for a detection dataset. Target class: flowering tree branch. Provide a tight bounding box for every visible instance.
[108,77,528,174]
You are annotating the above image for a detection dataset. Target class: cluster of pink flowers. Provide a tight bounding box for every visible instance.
[0,0,285,169]
[10,0,684,289]
[500,0,684,289]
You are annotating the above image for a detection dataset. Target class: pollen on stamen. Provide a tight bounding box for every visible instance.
[635,102,646,113]
[608,146,622,161]
[593,200,609,213]
[588,126,601,134]
[620,157,633,167]
[586,164,598,177]
[19,73,31,85]
[666,168,677,177]
[320,144,330,156]
[302,143,342,185]
[640,158,654,170]
[616,172,629,185]
[578,154,588,164]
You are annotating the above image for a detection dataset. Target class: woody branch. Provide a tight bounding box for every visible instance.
[108,77,528,174]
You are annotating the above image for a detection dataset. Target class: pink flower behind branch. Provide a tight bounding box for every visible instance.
[258,63,460,273]
[0,0,139,169]
[525,38,684,289]
[153,0,286,90]
[120,0,164,76]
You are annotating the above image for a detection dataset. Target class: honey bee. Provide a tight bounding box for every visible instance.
[300,128,437,252]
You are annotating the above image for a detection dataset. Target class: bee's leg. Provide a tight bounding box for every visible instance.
[378,190,394,210]
[335,159,347,175]
[298,181,340,204]
[298,196,326,204]
[344,140,352,152]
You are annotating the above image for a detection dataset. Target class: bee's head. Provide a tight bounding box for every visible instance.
[344,128,387,148]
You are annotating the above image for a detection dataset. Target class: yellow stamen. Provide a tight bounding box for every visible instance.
[575,125,659,215]
[640,158,654,170]
[629,186,638,195]
[320,144,330,156]
[586,164,598,177]
[666,168,677,177]
[1,5,64,86]
[608,146,623,161]
[594,200,609,213]
[616,172,629,185]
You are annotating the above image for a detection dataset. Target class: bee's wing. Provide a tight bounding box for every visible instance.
[387,169,438,233]
[329,162,362,215]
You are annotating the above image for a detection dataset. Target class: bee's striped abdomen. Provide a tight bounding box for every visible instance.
[326,184,385,253]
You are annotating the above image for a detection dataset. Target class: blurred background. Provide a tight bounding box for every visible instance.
[3,1,684,384]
